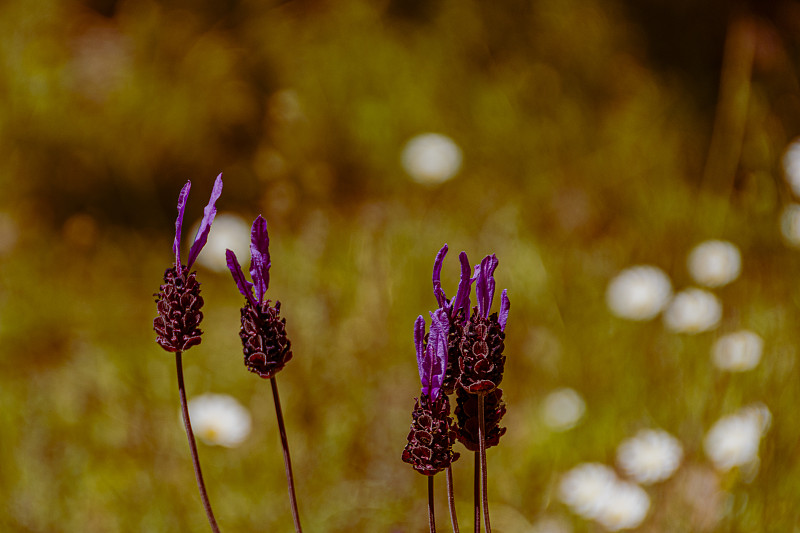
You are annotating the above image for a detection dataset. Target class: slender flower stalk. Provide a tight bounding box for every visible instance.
[429,476,437,533]
[473,452,480,533]
[446,466,460,533]
[226,215,302,533]
[153,174,224,533]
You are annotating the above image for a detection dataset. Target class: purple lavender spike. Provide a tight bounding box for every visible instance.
[187,173,223,268]
[498,289,510,331]
[249,215,271,303]
[173,181,191,269]
[226,249,258,309]
[432,244,449,308]
[414,315,426,390]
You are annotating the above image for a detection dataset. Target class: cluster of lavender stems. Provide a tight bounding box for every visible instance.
[402,245,510,533]
[153,175,302,532]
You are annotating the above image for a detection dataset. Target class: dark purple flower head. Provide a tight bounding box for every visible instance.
[226,215,293,379]
[458,254,510,393]
[415,309,449,401]
[154,174,224,353]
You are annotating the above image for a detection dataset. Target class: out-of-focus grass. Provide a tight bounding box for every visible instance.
[2,0,800,531]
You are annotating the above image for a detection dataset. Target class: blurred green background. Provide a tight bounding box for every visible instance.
[2,0,800,531]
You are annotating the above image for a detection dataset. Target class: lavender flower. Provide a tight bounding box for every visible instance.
[226,215,292,379]
[402,310,460,476]
[458,254,510,394]
[154,174,223,353]
[432,244,475,395]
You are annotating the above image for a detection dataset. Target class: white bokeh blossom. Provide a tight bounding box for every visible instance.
[595,480,650,532]
[541,388,586,432]
[780,204,800,247]
[189,212,250,272]
[401,133,462,185]
[606,266,672,321]
[687,240,741,288]
[711,330,764,372]
[663,288,721,333]
[704,404,771,472]
[559,463,650,531]
[781,137,800,197]
[616,429,683,485]
[186,393,252,448]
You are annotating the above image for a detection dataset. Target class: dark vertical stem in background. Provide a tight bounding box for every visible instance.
[175,351,221,533]
[473,452,480,533]
[477,393,491,533]
[446,466,460,533]
[270,377,303,533]
[428,476,437,533]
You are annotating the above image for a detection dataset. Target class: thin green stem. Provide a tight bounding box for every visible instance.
[428,475,437,533]
[478,393,491,533]
[175,351,221,533]
[446,466,460,533]
[270,376,303,533]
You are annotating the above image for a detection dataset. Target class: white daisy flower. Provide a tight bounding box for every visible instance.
[711,330,764,372]
[541,388,586,432]
[780,204,800,247]
[606,266,672,321]
[558,463,617,520]
[401,133,462,185]
[703,405,770,472]
[595,480,650,531]
[782,137,800,197]
[186,393,252,448]
[616,429,683,485]
[189,213,250,273]
[663,288,721,333]
[687,240,741,288]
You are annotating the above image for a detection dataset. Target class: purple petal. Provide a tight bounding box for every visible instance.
[173,181,191,269]
[226,249,257,308]
[452,251,473,320]
[476,254,499,318]
[432,244,448,308]
[187,173,223,268]
[414,315,426,387]
[249,215,271,303]
[426,308,449,400]
[498,289,510,331]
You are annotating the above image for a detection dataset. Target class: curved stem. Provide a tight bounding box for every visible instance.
[271,377,303,533]
[473,452,480,533]
[175,351,221,533]
[446,466,460,533]
[428,475,437,533]
[477,393,491,533]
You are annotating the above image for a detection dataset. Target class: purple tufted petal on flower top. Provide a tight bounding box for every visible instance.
[452,251,474,320]
[416,309,450,401]
[249,215,271,303]
[498,289,510,331]
[173,181,191,269]
[226,249,257,308]
[187,173,223,268]
[432,244,449,308]
[476,254,499,319]
[414,315,425,381]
